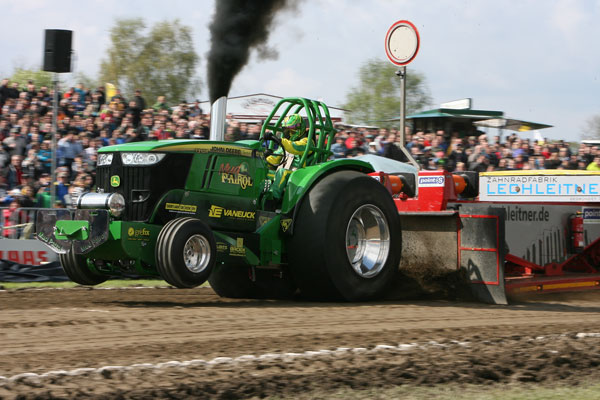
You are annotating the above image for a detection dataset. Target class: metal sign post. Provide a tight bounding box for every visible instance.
[51,74,58,206]
[385,20,420,170]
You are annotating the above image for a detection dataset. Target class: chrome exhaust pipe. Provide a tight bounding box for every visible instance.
[209,96,227,141]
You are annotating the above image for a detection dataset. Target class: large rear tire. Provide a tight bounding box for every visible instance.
[156,218,216,288]
[60,248,107,286]
[209,264,296,299]
[288,171,401,301]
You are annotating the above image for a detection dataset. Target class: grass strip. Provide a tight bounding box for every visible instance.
[268,382,600,400]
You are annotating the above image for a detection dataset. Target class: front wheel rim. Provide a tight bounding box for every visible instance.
[345,204,391,278]
[183,234,211,273]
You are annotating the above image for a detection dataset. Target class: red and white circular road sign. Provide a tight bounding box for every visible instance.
[385,20,420,66]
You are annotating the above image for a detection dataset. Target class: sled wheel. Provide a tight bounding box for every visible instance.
[156,217,216,288]
[59,247,107,286]
[209,264,296,300]
[288,171,401,301]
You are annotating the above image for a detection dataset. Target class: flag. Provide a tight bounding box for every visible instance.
[105,83,117,103]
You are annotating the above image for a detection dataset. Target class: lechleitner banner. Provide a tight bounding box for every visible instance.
[479,171,600,203]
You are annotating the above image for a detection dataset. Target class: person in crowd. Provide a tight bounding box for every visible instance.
[3,127,27,156]
[35,173,52,208]
[586,156,600,171]
[3,154,23,189]
[330,136,348,159]
[58,129,84,173]
[2,197,25,238]
[21,148,40,178]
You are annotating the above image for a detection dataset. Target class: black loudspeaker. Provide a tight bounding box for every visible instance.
[43,29,72,73]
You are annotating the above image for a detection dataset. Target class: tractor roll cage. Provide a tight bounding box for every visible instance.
[260,97,336,167]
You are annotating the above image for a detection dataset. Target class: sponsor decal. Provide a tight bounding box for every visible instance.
[110,175,120,187]
[258,215,272,227]
[36,231,65,253]
[165,203,198,214]
[219,162,253,189]
[216,242,228,253]
[504,206,550,222]
[205,146,243,155]
[158,143,254,156]
[583,207,600,224]
[280,218,292,232]
[198,145,251,156]
[418,176,445,187]
[0,250,49,265]
[127,227,151,240]
[78,235,106,252]
[208,205,255,221]
[230,237,246,257]
[480,174,600,202]
[208,205,223,218]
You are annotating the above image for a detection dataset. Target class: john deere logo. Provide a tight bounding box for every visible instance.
[128,227,135,236]
[110,175,120,187]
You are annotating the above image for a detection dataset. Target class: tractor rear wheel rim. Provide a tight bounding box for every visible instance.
[183,234,211,273]
[345,204,390,278]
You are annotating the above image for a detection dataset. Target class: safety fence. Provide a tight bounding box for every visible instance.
[0,207,66,282]
[0,207,47,240]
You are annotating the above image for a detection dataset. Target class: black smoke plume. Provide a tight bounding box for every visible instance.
[207,0,292,103]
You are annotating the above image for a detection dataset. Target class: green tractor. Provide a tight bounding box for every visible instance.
[36,98,402,301]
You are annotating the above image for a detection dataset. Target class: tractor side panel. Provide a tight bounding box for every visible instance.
[152,190,258,232]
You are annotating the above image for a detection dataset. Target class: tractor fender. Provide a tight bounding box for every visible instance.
[280,159,375,233]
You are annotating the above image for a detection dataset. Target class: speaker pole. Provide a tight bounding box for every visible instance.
[51,73,58,206]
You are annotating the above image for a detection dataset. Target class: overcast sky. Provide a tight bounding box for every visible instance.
[1,0,599,141]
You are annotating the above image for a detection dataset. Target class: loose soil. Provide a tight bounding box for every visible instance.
[1,287,600,399]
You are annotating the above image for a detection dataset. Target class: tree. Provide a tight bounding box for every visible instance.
[99,19,200,107]
[9,67,54,89]
[582,115,600,139]
[71,72,100,93]
[343,59,432,128]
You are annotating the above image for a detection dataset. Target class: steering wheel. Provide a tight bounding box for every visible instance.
[260,132,288,168]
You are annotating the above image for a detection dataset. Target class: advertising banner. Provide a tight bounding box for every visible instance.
[480,173,600,202]
[0,239,59,265]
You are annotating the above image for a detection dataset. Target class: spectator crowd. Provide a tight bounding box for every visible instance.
[331,127,600,173]
[1,78,599,218]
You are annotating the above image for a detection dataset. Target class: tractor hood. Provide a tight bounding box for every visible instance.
[98,139,263,155]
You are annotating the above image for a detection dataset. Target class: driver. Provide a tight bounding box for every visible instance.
[264,114,312,200]
[266,114,309,167]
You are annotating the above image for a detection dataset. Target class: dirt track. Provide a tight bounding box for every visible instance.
[1,287,600,399]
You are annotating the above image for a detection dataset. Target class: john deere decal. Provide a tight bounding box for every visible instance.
[110,175,120,187]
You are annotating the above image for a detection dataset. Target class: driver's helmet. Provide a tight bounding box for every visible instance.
[282,114,306,141]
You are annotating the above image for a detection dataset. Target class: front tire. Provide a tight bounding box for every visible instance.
[156,218,216,288]
[288,171,401,301]
[60,247,107,286]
